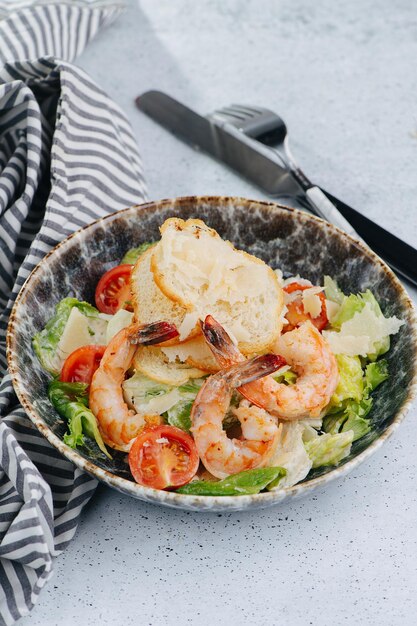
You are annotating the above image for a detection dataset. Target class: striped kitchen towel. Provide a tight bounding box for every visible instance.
[0,2,147,624]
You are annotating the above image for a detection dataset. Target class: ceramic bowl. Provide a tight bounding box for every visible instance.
[7,196,417,512]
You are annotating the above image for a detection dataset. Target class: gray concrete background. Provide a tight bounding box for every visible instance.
[22,1,417,625]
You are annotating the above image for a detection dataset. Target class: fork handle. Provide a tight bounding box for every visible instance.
[306,186,362,240]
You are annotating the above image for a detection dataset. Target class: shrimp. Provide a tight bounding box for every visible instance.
[202,315,338,420]
[191,353,284,479]
[89,321,178,451]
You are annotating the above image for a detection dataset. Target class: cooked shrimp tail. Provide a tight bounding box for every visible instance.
[201,315,242,367]
[222,353,286,388]
[202,314,287,373]
[127,321,178,345]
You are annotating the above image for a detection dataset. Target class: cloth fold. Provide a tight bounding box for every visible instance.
[0,4,147,624]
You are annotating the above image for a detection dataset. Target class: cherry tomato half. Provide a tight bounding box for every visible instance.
[60,345,106,386]
[128,425,199,490]
[95,264,133,315]
[283,282,328,332]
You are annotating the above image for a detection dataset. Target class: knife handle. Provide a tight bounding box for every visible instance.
[306,186,362,241]
[322,189,417,287]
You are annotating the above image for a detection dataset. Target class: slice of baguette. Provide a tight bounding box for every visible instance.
[160,335,220,374]
[130,246,200,342]
[151,217,284,354]
[132,345,207,386]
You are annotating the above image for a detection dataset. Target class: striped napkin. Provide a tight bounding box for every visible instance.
[0,2,146,623]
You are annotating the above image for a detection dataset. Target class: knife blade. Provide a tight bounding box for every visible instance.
[136,91,304,197]
[136,90,417,287]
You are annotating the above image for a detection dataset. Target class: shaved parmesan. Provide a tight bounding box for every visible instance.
[323,303,403,356]
[283,276,312,288]
[178,311,200,341]
[325,299,341,323]
[302,287,323,318]
[57,307,106,361]
[106,309,134,343]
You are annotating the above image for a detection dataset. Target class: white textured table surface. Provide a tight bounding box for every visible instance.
[23,1,417,625]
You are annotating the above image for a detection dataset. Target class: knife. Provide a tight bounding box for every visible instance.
[135,90,417,287]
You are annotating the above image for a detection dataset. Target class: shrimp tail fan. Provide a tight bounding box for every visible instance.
[225,354,286,388]
[128,321,179,345]
[201,315,243,367]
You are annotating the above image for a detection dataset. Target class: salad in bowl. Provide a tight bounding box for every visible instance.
[31,216,404,497]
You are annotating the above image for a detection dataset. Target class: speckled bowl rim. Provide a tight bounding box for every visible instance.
[6,196,417,511]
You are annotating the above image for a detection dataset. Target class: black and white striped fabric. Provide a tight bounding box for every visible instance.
[0,3,147,624]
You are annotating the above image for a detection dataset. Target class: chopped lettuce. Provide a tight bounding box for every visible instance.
[324,275,345,305]
[166,400,194,432]
[305,431,353,468]
[272,369,297,385]
[121,242,155,264]
[33,298,105,374]
[329,354,364,408]
[323,358,389,442]
[122,373,207,432]
[323,288,403,360]
[364,360,389,392]
[266,422,312,489]
[176,467,286,496]
[48,381,111,458]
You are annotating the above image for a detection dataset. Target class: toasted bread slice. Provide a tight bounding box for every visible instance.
[132,345,207,386]
[130,246,200,342]
[151,218,284,353]
[160,335,220,374]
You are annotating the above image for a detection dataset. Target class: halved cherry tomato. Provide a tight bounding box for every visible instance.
[60,345,106,386]
[95,264,133,315]
[128,425,199,490]
[283,282,328,332]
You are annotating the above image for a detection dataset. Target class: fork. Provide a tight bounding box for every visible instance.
[209,104,361,239]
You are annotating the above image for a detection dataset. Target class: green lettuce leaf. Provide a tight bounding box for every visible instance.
[48,381,111,458]
[329,290,392,360]
[272,369,297,385]
[305,431,353,468]
[123,373,207,432]
[121,242,155,264]
[166,399,194,432]
[331,293,365,329]
[176,467,286,496]
[33,298,101,374]
[324,276,345,304]
[364,360,389,392]
[323,357,389,442]
[329,354,364,409]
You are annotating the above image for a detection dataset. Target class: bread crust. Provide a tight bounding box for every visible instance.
[150,217,284,353]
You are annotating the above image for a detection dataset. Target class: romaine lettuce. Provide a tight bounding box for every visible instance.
[176,467,286,496]
[323,275,345,305]
[33,298,104,374]
[305,431,353,468]
[121,242,155,264]
[272,369,297,385]
[266,422,312,489]
[323,357,389,442]
[364,360,389,392]
[48,381,111,458]
[122,373,207,432]
[323,288,403,360]
[329,354,364,409]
